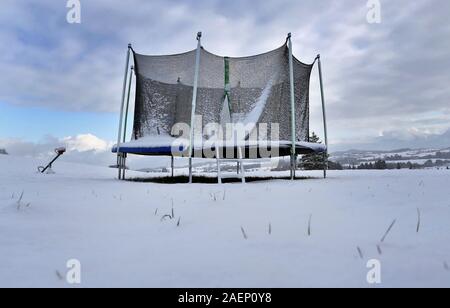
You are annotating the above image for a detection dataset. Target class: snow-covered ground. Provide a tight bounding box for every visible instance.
[1,154,450,287]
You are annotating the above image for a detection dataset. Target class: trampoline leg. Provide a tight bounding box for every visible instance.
[122,155,125,180]
[290,154,294,180]
[120,154,124,180]
[119,154,121,180]
[117,155,121,180]
[122,154,127,180]
[118,154,122,180]
[171,156,174,178]
[216,147,222,184]
[188,157,193,183]
[289,155,292,180]
[293,154,297,179]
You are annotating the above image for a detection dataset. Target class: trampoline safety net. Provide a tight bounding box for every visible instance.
[132,43,314,143]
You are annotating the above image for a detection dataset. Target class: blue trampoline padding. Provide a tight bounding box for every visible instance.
[112,140,326,157]
[112,145,184,155]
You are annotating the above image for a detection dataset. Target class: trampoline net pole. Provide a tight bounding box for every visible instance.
[122,66,134,143]
[116,44,131,180]
[189,32,202,184]
[288,33,296,180]
[317,55,329,178]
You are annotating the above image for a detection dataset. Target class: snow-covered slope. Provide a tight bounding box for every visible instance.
[1,155,450,287]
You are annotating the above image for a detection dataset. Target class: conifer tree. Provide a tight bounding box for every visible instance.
[300,132,327,170]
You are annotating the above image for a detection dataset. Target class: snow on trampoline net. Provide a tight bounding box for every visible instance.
[132,43,314,146]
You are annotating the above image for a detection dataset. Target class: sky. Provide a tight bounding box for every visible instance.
[1,0,450,165]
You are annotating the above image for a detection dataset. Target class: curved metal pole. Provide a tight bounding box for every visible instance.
[317,55,329,178]
[287,33,296,180]
[189,32,202,184]
[122,66,134,143]
[116,44,132,179]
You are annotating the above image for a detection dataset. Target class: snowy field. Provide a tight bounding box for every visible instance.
[1,154,450,288]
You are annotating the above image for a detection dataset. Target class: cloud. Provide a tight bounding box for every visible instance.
[332,128,450,151]
[0,134,114,165]
[1,0,449,150]
[62,134,112,152]
[0,133,169,169]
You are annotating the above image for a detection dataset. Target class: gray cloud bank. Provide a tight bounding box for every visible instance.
[1,0,449,152]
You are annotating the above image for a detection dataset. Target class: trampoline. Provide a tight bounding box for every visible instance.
[113,32,329,183]
[112,137,326,158]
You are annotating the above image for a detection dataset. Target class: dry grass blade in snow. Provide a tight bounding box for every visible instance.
[380,219,397,243]
[160,215,172,221]
[307,214,312,236]
[16,191,24,210]
[416,208,421,233]
[377,244,383,255]
[210,193,217,201]
[241,227,248,240]
[55,270,64,281]
[357,246,364,259]
[171,199,175,218]
[16,191,31,211]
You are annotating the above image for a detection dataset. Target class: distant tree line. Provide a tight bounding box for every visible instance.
[384,151,450,161]
[276,133,450,171]
[352,159,450,170]
[355,160,418,170]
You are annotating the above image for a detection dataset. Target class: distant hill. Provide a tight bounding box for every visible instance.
[331,147,450,167]
[0,149,8,155]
